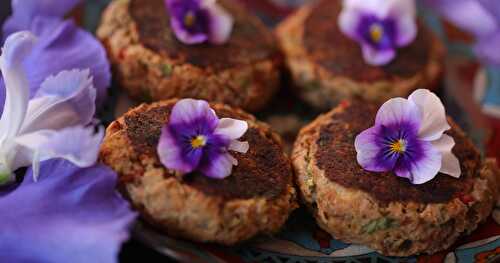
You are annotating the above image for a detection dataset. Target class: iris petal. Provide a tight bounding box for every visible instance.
[20,69,96,134]
[0,32,37,141]
[0,160,136,263]
[2,0,81,37]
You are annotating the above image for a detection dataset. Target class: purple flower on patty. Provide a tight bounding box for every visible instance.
[338,0,417,65]
[355,89,461,184]
[165,0,234,45]
[157,99,249,179]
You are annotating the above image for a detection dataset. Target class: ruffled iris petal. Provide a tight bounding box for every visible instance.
[1,17,111,112]
[20,69,96,134]
[0,160,136,263]
[408,89,451,141]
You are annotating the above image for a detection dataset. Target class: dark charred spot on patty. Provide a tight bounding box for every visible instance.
[130,0,279,72]
[124,101,290,200]
[304,0,431,82]
[315,100,479,204]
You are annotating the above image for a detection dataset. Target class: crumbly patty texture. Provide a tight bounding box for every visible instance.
[97,0,281,112]
[292,100,500,256]
[100,100,297,245]
[276,0,444,109]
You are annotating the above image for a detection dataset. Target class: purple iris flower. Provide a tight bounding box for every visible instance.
[0,32,136,262]
[338,0,417,66]
[355,89,461,184]
[158,99,249,179]
[1,0,111,110]
[424,0,500,66]
[165,0,234,44]
[0,160,136,263]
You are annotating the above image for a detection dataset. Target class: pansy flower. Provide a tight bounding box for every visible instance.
[0,32,136,262]
[355,89,461,184]
[1,0,111,109]
[158,99,249,179]
[165,0,234,45]
[338,0,417,65]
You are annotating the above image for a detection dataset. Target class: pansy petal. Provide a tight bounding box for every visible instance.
[478,0,500,20]
[399,141,441,184]
[408,89,450,141]
[199,152,235,179]
[375,97,421,128]
[170,18,208,44]
[20,69,96,134]
[206,3,234,44]
[2,0,81,37]
[422,0,497,37]
[361,44,396,66]
[157,126,199,173]
[229,140,249,153]
[355,126,397,172]
[15,126,103,172]
[170,99,218,129]
[338,9,363,40]
[0,31,37,140]
[394,16,417,47]
[0,160,136,263]
[214,118,248,140]
[432,134,461,177]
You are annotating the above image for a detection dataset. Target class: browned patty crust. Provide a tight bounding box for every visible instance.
[98,0,282,111]
[292,100,499,256]
[100,100,297,244]
[276,0,444,109]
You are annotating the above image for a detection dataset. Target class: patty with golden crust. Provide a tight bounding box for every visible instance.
[276,0,444,110]
[292,100,499,256]
[100,99,297,245]
[97,0,282,112]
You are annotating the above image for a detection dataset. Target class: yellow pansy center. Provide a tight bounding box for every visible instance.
[191,135,207,149]
[369,23,384,43]
[184,11,196,27]
[390,139,407,154]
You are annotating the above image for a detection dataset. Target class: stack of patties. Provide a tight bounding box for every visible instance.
[277,0,444,110]
[292,89,499,256]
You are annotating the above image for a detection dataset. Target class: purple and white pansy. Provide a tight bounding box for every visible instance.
[355,89,461,184]
[158,99,249,179]
[338,0,417,66]
[0,31,103,184]
[165,0,234,45]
